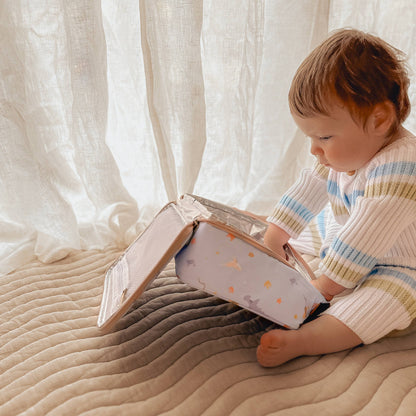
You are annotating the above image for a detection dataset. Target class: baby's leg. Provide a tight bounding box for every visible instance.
[257,314,362,367]
[258,264,416,367]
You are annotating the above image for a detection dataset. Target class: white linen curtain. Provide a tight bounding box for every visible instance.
[1,0,415,276]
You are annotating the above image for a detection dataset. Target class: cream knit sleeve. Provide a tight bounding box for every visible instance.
[267,162,329,238]
[320,140,416,288]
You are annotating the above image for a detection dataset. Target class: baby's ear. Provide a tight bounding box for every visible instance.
[370,101,396,136]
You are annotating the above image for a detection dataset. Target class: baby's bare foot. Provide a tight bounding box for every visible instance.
[257,315,363,367]
[256,329,302,367]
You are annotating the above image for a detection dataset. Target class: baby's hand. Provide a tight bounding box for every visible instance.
[311,275,346,301]
[263,223,290,260]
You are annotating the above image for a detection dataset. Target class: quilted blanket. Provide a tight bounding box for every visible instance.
[1,248,416,415]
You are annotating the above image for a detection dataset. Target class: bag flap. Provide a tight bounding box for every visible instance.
[97,202,195,331]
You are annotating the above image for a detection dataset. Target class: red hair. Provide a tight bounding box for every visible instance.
[289,29,410,134]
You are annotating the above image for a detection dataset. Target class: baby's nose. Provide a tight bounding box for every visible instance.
[310,141,322,156]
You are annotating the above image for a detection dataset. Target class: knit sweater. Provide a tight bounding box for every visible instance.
[268,135,416,289]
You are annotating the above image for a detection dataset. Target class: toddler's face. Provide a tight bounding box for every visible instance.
[292,104,389,174]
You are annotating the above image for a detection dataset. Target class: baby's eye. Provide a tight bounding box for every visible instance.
[319,136,332,141]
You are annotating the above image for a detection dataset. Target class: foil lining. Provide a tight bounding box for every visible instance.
[177,194,268,243]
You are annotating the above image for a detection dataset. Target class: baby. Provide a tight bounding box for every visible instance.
[257,28,416,367]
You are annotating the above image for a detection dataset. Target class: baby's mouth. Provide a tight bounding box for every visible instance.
[318,159,329,167]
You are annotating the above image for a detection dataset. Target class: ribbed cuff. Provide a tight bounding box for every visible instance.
[267,168,328,238]
[323,287,411,344]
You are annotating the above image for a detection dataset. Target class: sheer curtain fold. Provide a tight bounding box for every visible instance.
[0,1,138,275]
[139,0,207,201]
[0,0,415,276]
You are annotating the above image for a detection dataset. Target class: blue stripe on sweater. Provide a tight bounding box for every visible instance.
[316,209,326,240]
[369,266,416,290]
[327,180,341,198]
[368,161,416,179]
[317,208,329,259]
[349,190,365,205]
[331,238,378,269]
[279,195,314,223]
[327,180,364,208]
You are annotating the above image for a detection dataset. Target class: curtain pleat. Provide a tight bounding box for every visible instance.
[0,0,414,275]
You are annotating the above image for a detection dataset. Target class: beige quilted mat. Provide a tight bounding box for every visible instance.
[1,248,416,415]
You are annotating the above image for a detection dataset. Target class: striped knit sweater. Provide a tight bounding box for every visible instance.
[268,135,416,289]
